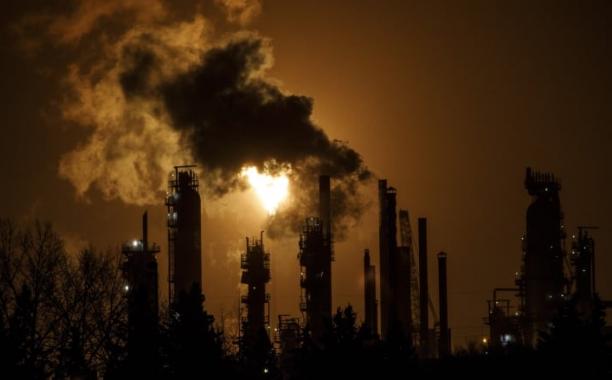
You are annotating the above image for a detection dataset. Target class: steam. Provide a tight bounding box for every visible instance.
[57,17,209,205]
[215,0,263,25]
[30,1,371,237]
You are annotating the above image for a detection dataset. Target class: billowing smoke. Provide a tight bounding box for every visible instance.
[215,0,262,25]
[119,34,370,236]
[57,16,209,205]
[26,1,371,238]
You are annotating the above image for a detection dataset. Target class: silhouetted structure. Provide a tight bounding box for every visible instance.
[571,226,598,315]
[378,183,415,344]
[299,217,332,342]
[122,211,160,371]
[399,210,421,344]
[378,180,400,339]
[396,246,412,337]
[166,165,202,304]
[523,167,566,343]
[437,252,450,357]
[486,288,524,348]
[298,176,333,342]
[363,249,378,335]
[240,233,271,348]
[484,168,574,347]
[378,180,395,338]
[276,315,301,377]
[418,217,429,356]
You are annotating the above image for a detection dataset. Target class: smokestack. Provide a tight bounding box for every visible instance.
[299,174,333,342]
[364,249,378,335]
[319,175,331,239]
[438,251,450,358]
[418,217,428,356]
[378,180,389,338]
[122,212,160,372]
[167,165,202,304]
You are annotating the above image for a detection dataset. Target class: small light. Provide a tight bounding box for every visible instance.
[263,368,269,374]
[132,240,139,248]
[482,337,488,344]
[124,285,129,292]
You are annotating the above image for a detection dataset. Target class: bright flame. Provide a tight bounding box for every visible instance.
[242,166,289,215]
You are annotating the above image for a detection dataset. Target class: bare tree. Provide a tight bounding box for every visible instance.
[0,219,127,377]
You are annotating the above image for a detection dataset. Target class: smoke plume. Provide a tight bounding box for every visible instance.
[26,1,371,237]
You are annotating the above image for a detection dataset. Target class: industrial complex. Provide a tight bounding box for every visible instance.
[119,165,608,363]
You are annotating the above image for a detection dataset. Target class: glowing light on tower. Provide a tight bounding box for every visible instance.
[242,165,290,215]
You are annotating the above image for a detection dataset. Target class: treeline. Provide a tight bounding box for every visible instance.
[0,219,233,379]
[1,219,611,379]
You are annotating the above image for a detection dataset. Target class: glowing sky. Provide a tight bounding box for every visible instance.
[1,0,612,346]
[241,165,290,215]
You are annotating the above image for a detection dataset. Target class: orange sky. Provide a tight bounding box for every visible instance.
[1,0,612,347]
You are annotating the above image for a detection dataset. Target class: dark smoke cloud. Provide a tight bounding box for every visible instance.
[15,0,372,238]
[119,35,371,237]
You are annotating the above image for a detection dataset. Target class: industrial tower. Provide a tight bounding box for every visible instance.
[571,226,598,315]
[523,167,566,343]
[437,252,450,357]
[166,165,202,305]
[240,233,271,347]
[378,179,397,339]
[396,210,413,341]
[485,169,604,348]
[379,181,414,342]
[399,210,421,343]
[363,249,378,335]
[417,217,430,356]
[122,212,160,369]
[299,175,333,342]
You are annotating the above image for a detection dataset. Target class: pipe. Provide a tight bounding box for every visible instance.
[438,252,449,357]
[418,217,428,356]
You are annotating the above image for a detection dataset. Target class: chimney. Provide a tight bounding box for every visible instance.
[364,249,378,335]
[418,217,428,356]
[438,251,450,357]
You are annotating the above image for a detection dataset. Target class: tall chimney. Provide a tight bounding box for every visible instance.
[319,175,331,239]
[438,251,450,357]
[364,249,378,335]
[418,217,429,356]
